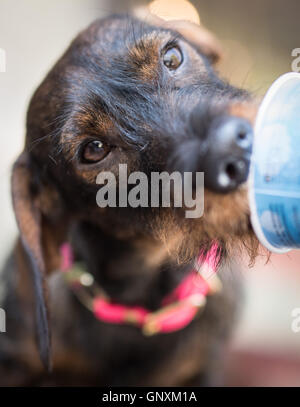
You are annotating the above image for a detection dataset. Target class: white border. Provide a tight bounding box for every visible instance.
[248,72,300,253]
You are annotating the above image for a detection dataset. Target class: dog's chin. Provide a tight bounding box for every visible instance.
[84,184,258,266]
[200,185,259,261]
[203,186,251,237]
[150,185,258,266]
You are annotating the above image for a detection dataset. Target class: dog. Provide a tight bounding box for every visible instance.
[0,13,258,386]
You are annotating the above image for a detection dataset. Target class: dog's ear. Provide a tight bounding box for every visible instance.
[11,152,59,371]
[134,8,222,63]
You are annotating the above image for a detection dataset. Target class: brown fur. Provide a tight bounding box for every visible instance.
[0,14,258,386]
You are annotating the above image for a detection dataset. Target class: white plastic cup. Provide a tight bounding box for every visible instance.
[249,72,300,253]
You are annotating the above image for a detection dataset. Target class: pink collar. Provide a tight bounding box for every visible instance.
[60,242,222,335]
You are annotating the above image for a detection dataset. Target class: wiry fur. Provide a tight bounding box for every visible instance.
[0,14,258,386]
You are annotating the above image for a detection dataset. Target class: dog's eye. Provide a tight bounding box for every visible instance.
[163,47,183,70]
[81,140,110,163]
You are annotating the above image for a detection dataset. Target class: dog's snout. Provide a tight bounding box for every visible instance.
[203,116,253,193]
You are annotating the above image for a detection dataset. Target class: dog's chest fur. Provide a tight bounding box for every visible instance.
[0,249,240,386]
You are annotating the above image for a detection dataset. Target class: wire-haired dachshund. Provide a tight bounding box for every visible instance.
[0,13,258,386]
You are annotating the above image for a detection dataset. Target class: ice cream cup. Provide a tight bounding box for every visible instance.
[249,72,300,253]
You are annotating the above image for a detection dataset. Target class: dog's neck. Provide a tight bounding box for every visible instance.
[70,221,192,310]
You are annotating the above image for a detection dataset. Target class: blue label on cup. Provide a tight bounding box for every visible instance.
[249,73,300,252]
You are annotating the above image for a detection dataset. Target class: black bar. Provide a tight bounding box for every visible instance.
[0,387,298,406]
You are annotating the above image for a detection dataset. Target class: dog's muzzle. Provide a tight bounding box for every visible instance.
[203,116,253,193]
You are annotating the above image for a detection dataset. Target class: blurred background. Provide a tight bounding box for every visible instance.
[1,0,300,386]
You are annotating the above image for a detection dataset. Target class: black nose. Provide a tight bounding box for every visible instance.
[203,116,253,193]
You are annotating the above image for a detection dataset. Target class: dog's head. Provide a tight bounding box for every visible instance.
[11,15,257,368]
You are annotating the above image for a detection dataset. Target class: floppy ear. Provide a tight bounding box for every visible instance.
[134,8,223,63]
[11,152,56,371]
